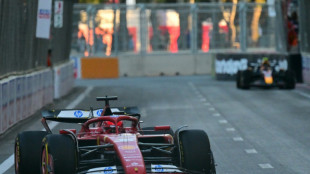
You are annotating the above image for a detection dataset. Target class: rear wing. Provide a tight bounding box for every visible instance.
[42,107,140,123]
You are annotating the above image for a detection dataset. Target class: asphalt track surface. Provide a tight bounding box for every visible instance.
[1,75,310,174]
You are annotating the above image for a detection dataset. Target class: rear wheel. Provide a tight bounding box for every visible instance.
[239,70,251,89]
[236,71,241,88]
[178,130,216,174]
[15,131,48,174]
[284,70,296,89]
[41,134,77,174]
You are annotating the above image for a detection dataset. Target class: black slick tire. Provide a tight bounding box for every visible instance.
[41,134,77,174]
[284,70,296,89]
[236,71,241,89]
[15,131,48,174]
[239,70,251,89]
[178,129,216,174]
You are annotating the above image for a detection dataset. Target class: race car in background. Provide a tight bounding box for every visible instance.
[236,59,296,89]
[15,96,216,174]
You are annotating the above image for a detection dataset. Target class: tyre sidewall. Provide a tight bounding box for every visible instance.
[15,131,48,174]
[41,134,77,174]
[177,129,215,173]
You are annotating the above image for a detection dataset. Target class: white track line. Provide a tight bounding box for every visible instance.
[245,149,258,154]
[209,107,215,111]
[233,137,244,141]
[0,86,93,173]
[258,163,274,169]
[0,156,14,174]
[226,128,236,132]
[218,119,228,124]
[213,113,221,117]
[295,91,310,99]
[200,98,207,102]
[204,102,211,106]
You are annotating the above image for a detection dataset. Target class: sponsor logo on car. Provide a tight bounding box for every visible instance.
[120,145,135,150]
[154,165,164,172]
[96,109,103,116]
[74,110,83,118]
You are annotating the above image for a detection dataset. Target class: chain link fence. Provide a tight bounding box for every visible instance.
[0,0,74,78]
[70,2,286,57]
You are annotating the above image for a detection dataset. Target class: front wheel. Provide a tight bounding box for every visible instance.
[177,129,216,174]
[41,134,77,174]
[238,70,251,89]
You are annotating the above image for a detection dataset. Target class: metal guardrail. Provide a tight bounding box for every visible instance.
[70,2,286,57]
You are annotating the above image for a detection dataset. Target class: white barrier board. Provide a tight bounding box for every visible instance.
[9,78,16,127]
[1,79,9,133]
[16,77,22,122]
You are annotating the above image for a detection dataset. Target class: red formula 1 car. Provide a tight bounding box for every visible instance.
[15,96,216,174]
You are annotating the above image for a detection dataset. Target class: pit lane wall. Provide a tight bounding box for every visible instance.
[0,61,74,135]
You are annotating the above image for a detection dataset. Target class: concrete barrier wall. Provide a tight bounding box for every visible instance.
[0,61,74,134]
[0,70,52,134]
[302,53,310,85]
[54,61,75,99]
[119,53,215,77]
[72,53,215,78]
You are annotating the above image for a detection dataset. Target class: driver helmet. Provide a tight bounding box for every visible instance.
[103,121,123,133]
[262,57,270,65]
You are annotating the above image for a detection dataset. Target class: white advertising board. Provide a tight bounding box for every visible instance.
[36,0,52,39]
[1,79,9,133]
[42,71,47,105]
[26,75,33,116]
[70,56,81,79]
[302,55,310,85]
[54,66,61,99]
[54,1,63,28]
[16,77,22,122]
[48,70,54,104]
[9,78,16,128]
[22,76,27,119]
[32,73,39,113]
[38,72,43,109]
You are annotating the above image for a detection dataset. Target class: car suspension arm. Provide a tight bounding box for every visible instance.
[41,118,52,134]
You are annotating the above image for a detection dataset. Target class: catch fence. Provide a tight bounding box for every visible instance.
[71,2,286,57]
[0,0,74,78]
